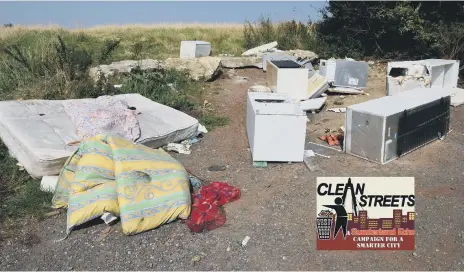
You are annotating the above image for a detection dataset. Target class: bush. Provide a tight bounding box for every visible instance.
[317,1,464,64]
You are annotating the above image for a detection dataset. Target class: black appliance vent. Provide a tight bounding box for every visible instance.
[396,96,450,157]
[271,60,302,68]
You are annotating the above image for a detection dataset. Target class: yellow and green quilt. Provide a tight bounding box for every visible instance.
[52,134,191,235]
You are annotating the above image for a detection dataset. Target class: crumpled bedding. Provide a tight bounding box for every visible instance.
[63,96,141,141]
[0,94,199,178]
[52,134,191,235]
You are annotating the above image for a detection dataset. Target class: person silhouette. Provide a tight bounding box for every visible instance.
[323,197,348,239]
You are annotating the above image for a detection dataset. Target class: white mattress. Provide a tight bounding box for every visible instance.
[0,94,199,178]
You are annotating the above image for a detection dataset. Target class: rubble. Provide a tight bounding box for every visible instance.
[327,107,346,113]
[219,56,262,69]
[304,150,316,157]
[248,85,271,93]
[284,49,319,61]
[242,41,278,57]
[241,41,318,61]
[90,57,222,82]
[299,97,327,111]
[303,156,317,172]
[308,141,343,152]
[242,236,251,247]
[319,134,342,147]
[305,149,330,159]
[165,140,192,154]
[163,57,222,81]
[327,87,364,95]
[89,59,163,81]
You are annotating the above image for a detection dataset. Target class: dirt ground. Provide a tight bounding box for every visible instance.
[0,67,463,271]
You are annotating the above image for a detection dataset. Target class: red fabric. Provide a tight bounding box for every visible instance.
[185,182,240,233]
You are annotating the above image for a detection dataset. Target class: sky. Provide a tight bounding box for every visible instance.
[0,1,327,28]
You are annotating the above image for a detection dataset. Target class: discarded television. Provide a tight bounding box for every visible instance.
[319,59,368,89]
[344,88,451,164]
[246,92,306,162]
[266,60,309,101]
[386,59,460,96]
[180,41,211,59]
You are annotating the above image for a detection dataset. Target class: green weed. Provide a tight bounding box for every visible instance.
[0,141,53,222]
[198,115,229,131]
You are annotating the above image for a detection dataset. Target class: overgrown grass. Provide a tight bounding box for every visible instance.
[244,17,319,52]
[0,141,53,222]
[0,25,245,62]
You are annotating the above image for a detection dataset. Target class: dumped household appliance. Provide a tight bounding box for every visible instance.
[261,54,298,72]
[246,92,307,162]
[180,41,211,59]
[344,87,451,164]
[266,60,309,100]
[386,59,460,96]
[319,59,368,89]
[307,72,330,99]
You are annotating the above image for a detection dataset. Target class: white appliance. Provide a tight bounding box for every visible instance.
[246,92,307,162]
[344,87,451,164]
[307,72,330,99]
[179,41,211,59]
[319,59,368,88]
[266,60,309,101]
[261,54,297,72]
[386,59,460,96]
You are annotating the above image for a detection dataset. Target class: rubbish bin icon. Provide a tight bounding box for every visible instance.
[317,210,333,240]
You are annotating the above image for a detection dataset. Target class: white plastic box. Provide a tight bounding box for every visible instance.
[266,60,309,101]
[344,87,451,164]
[246,92,307,162]
[386,59,460,96]
[180,41,211,59]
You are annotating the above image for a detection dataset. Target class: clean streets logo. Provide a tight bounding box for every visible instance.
[316,177,415,250]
